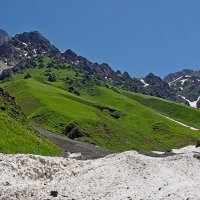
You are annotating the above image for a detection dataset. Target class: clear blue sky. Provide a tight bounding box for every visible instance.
[1,0,200,77]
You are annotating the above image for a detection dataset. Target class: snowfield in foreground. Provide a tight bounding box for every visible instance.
[1,147,200,200]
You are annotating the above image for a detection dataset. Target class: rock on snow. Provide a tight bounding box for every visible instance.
[0,148,200,200]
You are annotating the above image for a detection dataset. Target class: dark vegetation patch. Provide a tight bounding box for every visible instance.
[152,123,171,134]
[63,121,90,139]
[196,140,200,148]
[48,73,56,82]
[32,114,46,123]
[110,110,125,119]
[24,72,31,79]
[60,93,125,119]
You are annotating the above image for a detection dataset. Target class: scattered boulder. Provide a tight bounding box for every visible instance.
[50,191,58,197]
[63,122,90,139]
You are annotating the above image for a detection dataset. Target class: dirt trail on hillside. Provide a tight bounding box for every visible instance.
[34,126,110,160]
[34,127,180,159]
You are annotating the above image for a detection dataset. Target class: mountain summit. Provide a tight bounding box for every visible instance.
[0,29,10,46]
[0,31,60,66]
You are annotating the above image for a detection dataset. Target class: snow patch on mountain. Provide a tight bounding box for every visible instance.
[178,95,200,108]
[157,113,199,130]
[180,79,188,85]
[169,76,183,86]
[140,79,149,87]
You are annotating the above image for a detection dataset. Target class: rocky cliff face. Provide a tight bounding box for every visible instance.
[122,73,186,103]
[63,49,115,79]
[0,29,10,46]
[0,31,60,66]
[164,69,200,108]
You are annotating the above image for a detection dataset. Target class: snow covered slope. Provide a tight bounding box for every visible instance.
[1,148,200,200]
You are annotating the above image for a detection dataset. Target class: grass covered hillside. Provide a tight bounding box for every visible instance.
[1,57,200,152]
[0,87,61,155]
[122,90,200,129]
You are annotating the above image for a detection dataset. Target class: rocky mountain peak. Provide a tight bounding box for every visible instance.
[165,69,200,107]
[163,69,194,83]
[144,73,168,87]
[63,49,78,61]
[63,49,115,79]
[0,31,60,66]
[15,31,46,44]
[0,29,10,46]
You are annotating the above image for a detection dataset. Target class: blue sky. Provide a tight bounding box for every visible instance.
[1,0,200,77]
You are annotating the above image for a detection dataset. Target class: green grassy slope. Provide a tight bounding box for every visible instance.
[122,90,200,129]
[0,89,61,155]
[1,58,200,152]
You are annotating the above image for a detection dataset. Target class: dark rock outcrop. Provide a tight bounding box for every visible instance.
[63,49,115,79]
[163,69,194,83]
[0,68,13,79]
[63,122,90,139]
[50,191,58,197]
[165,69,200,106]
[0,29,10,46]
[197,100,200,109]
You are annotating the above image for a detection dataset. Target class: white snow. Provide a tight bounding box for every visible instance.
[172,145,200,154]
[22,42,28,47]
[33,49,37,54]
[179,95,200,108]
[15,47,21,51]
[185,75,192,78]
[157,113,199,130]
[153,145,200,154]
[169,76,182,86]
[180,79,188,85]
[140,79,149,87]
[1,149,200,200]
[152,151,165,154]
